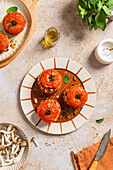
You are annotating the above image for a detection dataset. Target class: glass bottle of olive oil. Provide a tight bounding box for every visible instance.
[44,27,60,47]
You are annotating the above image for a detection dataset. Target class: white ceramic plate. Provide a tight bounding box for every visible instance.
[0,0,30,61]
[20,58,96,135]
[0,122,30,170]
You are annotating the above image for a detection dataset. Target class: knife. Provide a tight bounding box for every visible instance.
[89,129,111,170]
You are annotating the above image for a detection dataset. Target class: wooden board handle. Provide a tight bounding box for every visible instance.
[89,160,98,170]
[22,0,39,11]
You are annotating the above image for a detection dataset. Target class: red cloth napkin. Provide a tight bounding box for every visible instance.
[72,137,113,170]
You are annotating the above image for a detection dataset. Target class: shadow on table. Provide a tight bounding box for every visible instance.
[61,0,89,40]
[88,49,109,69]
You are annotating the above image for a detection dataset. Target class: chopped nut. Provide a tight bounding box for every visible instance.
[10,39,14,43]
[15,40,17,43]
[33,98,38,104]
[13,43,17,46]
[11,44,15,49]
[66,114,71,119]
[20,140,27,147]
[56,94,60,98]
[45,89,47,93]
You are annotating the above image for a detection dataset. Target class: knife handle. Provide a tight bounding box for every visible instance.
[89,160,98,170]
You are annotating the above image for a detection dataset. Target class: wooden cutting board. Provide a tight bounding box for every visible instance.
[0,0,39,67]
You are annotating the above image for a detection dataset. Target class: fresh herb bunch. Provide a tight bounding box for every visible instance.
[77,0,113,31]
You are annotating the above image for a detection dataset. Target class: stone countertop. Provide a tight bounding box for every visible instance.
[0,0,113,169]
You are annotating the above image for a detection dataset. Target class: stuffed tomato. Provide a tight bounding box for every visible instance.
[63,85,88,108]
[37,99,61,123]
[3,12,26,35]
[0,32,9,53]
[38,69,62,94]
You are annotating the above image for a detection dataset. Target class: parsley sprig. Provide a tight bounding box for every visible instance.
[49,71,56,82]
[77,0,113,31]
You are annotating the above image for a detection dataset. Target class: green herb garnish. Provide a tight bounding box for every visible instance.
[6,20,17,30]
[46,109,51,115]
[63,74,69,84]
[6,7,18,14]
[77,0,113,31]
[74,111,76,116]
[75,94,81,99]
[96,117,104,123]
[49,71,55,82]
[73,77,76,81]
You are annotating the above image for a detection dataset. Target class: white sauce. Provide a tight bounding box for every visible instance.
[95,39,113,64]
[102,42,113,58]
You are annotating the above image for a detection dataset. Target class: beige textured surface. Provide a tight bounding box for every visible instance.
[0,0,113,169]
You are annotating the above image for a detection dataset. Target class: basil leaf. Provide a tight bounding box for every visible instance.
[96,117,104,123]
[63,74,69,84]
[75,94,81,99]
[88,13,93,24]
[77,9,81,15]
[89,23,94,30]
[79,0,88,9]
[6,7,18,14]
[103,5,112,16]
[46,109,51,115]
[95,10,106,31]
[88,1,92,9]
[97,1,102,10]
[94,24,98,30]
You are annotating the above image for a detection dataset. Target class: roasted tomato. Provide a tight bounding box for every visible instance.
[63,85,88,108]
[37,99,61,123]
[0,32,9,53]
[38,69,62,94]
[3,12,26,35]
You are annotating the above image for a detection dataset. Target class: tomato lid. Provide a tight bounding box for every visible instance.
[41,69,62,88]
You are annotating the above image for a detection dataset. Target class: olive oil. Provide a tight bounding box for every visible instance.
[44,27,60,47]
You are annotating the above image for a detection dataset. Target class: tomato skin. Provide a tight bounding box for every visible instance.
[41,69,62,89]
[67,85,88,107]
[3,12,26,35]
[0,32,9,51]
[37,99,61,123]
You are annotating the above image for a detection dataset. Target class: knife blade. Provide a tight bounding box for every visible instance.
[89,129,111,170]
